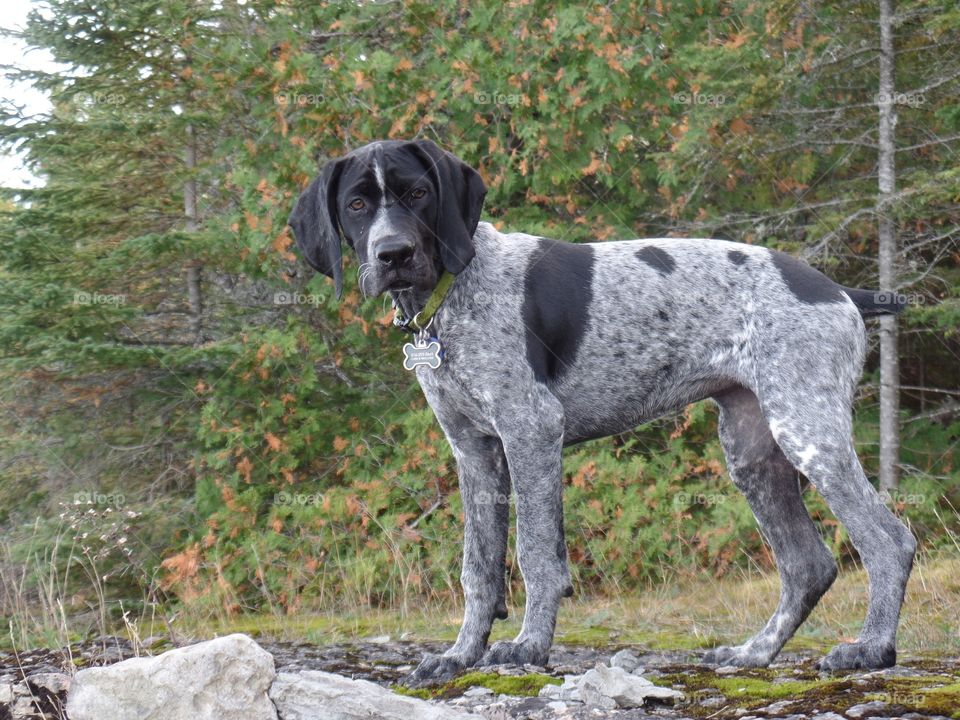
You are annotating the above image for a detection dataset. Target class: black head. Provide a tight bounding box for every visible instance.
[288,139,487,299]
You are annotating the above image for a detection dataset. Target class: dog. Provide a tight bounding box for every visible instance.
[289,139,915,684]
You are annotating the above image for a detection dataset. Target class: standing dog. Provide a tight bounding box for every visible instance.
[289,139,915,684]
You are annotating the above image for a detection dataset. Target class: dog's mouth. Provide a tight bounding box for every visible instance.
[381,269,436,295]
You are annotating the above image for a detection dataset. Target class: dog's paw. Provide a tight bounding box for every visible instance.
[702,644,773,668]
[817,641,896,671]
[480,639,549,667]
[402,653,468,687]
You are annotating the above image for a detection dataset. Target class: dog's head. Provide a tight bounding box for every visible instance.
[288,139,486,299]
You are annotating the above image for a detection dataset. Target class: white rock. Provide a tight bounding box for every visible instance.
[716,664,742,674]
[26,672,71,695]
[12,696,36,718]
[577,663,683,709]
[269,670,484,720]
[578,683,618,711]
[845,701,890,718]
[539,682,562,699]
[756,699,794,714]
[609,649,642,673]
[811,714,846,720]
[66,633,277,720]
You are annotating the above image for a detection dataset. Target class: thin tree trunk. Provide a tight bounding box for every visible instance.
[877,0,899,494]
[185,122,203,344]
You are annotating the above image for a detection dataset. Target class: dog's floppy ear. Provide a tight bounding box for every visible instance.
[408,139,487,274]
[288,157,347,299]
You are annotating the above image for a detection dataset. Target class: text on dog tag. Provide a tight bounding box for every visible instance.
[403,338,443,370]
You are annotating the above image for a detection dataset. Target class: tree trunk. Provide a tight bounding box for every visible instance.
[877,0,899,494]
[185,122,203,344]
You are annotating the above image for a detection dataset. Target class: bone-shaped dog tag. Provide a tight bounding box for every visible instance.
[402,336,443,370]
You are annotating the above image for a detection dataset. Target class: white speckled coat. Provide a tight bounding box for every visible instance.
[288,140,915,685]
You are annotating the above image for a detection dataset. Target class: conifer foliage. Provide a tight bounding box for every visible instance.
[0,1,956,623]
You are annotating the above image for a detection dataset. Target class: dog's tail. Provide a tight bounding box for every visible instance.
[841,286,907,317]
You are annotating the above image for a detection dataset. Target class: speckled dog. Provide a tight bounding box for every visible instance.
[289,139,915,684]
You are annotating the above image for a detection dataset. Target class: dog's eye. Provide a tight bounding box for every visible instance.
[410,188,427,200]
[348,198,365,211]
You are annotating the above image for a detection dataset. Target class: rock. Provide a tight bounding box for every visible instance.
[577,663,683,709]
[0,671,73,719]
[66,633,277,720]
[27,672,71,695]
[812,713,847,720]
[539,683,560,698]
[716,664,742,674]
[756,699,795,714]
[11,696,37,718]
[845,701,890,718]
[539,675,582,703]
[609,648,642,673]
[269,670,484,720]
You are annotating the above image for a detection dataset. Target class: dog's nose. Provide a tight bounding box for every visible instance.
[376,236,415,268]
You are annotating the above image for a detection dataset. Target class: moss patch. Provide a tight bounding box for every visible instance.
[878,681,960,719]
[648,666,960,718]
[708,676,828,699]
[391,671,561,700]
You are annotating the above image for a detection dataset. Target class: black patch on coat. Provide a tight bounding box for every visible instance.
[769,250,845,305]
[523,239,595,384]
[636,245,675,275]
[728,249,747,266]
[657,309,669,321]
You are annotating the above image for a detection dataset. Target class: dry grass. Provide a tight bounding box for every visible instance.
[171,550,960,657]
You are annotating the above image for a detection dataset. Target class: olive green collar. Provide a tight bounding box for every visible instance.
[393,271,456,333]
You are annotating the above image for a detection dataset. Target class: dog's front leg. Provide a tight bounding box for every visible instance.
[481,399,570,668]
[406,432,510,686]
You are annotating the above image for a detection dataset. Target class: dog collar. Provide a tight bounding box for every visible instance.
[393,271,456,333]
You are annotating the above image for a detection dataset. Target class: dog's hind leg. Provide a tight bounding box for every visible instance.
[764,402,916,670]
[745,302,916,670]
[703,386,838,667]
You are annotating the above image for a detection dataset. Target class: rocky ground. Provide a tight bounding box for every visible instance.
[1,636,958,719]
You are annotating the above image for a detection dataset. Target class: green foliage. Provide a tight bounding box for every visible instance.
[0,0,956,628]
